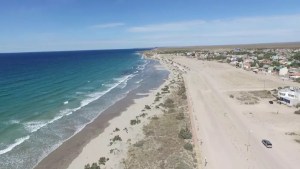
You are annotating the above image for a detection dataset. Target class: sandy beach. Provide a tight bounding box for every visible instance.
[34,56,193,169]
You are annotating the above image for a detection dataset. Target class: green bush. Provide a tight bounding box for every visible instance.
[162,85,169,92]
[178,128,192,139]
[164,98,174,108]
[184,143,193,151]
[113,128,120,132]
[112,135,122,142]
[91,163,100,169]
[130,119,141,125]
[98,157,109,165]
[155,96,161,102]
[84,164,91,169]
[145,105,151,109]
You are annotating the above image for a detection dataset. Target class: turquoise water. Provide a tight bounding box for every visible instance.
[0,49,168,169]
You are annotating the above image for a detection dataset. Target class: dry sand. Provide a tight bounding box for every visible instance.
[170,55,300,169]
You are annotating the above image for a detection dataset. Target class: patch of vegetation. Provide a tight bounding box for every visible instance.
[294,110,300,115]
[292,52,300,61]
[178,127,192,139]
[295,139,300,144]
[176,112,185,120]
[130,118,141,125]
[139,113,147,118]
[155,96,161,102]
[229,94,234,98]
[112,135,122,142]
[161,85,169,92]
[183,142,193,151]
[285,132,297,136]
[145,105,151,109]
[98,157,109,165]
[113,128,120,132]
[84,163,100,169]
[123,76,196,169]
[133,140,145,147]
[164,98,175,108]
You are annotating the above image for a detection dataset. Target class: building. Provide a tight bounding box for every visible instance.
[279,67,288,76]
[278,87,300,106]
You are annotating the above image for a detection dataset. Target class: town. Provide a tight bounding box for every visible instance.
[149,47,300,107]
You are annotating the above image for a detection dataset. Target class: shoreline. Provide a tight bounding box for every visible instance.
[34,59,170,169]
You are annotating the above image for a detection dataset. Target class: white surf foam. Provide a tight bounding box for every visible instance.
[24,121,48,133]
[0,136,30,155]
[64,101,69,105]
[24,74,135,134]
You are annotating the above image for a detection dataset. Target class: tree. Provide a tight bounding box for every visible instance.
[292,52,300,61]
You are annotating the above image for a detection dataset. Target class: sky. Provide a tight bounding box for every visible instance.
[0,0,300,52]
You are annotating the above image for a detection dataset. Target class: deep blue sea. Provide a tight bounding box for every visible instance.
[0,49,168,169]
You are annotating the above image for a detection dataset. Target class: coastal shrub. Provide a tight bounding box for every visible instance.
[155,96,161,102]
[183,143,193,151]
[176,112,185,120]
[164,98,174,108]
[296,104,300,108]
[178,128,192,139]
[229,94,234,98]
[130,119,141,125]
[112,135,122,142]
[133,140,145,147]
[145,105,151,109]
[156,92,160,96]
[98,157,109,165]
[294,110,300,114]
[177,85,186,96]
[113,128,120,132]
[162,85,169,92]
[139,113,147,118]
[84,164,91,169]
[91,163,100,169]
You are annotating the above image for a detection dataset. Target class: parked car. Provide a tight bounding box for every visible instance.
[262,139,272,148]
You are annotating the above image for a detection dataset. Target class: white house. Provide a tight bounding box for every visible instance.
[278,87,300,106]
[279,67,288,76]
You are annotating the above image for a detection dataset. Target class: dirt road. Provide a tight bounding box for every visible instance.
[177,58,300,169]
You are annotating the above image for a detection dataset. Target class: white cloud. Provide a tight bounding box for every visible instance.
[127,14,300,46]
[128,20,206,32]
[89,22,125,29]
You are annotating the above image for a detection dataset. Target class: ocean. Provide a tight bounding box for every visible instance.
[0,49,169,169]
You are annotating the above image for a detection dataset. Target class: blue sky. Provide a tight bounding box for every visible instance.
[0,0,300,52]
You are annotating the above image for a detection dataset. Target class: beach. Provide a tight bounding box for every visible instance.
[34,59,178,169]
